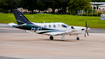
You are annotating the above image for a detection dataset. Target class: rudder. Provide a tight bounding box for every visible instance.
[12,9,33,25]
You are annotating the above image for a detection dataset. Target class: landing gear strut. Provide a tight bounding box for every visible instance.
[76,35,80,40]
[61,35,65,41]
[50,36,53,40]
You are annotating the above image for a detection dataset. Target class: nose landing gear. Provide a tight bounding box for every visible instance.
[76,35,80,40]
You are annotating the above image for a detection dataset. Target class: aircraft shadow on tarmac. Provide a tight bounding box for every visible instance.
[8,39,78,42]
[42,39,78,42]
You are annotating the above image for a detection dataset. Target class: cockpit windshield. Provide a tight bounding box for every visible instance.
[71,26,75,29]
[61,24,69,28]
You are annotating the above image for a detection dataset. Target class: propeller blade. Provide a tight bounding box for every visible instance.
[88,25,89,28]
[87,31,89,36]
[84,21,89,37]
[84,32,86,37]
[85,22,87,27]
[87,25,89,36]
[86,25,89,29]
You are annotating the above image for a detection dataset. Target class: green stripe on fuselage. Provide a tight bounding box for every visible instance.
[13,24,55,31]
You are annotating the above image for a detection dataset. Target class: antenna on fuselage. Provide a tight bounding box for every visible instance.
[43,21,45,23]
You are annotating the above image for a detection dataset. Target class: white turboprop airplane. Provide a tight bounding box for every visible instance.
[9,9,90,41]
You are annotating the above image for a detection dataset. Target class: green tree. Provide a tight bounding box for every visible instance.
[37,1,45,12]
[21,0,69,14]
[21,0,38,13]
[60,0,70,14]
[0,0,21,12]
[48,0,62,14]
[68,0,91,15]
[91,0,105,2]
[39,0,62,14]
[0,0,10,12]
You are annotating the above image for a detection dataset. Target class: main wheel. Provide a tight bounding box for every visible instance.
[76,37,80,40]
[50,36,53,40]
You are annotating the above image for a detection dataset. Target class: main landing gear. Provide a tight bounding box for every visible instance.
[76,37,80,40]
[50,35,65,41]
[50,36,53,40]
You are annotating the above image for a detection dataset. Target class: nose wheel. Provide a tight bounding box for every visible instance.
[76,37,80,40]
[50,36,53,40]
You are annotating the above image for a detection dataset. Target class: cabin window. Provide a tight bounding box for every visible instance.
[71,26,75,29]
[53,25,56,28]
[44,25,46,28]
[58,24,60,27]
[49,25,51,28]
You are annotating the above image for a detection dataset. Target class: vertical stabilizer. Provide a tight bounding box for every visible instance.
[12,9,33,25]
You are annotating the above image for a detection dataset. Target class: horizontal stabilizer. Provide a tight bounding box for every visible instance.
[8,23,17,27]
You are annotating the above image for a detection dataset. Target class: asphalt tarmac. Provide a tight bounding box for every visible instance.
[0,23,105,59]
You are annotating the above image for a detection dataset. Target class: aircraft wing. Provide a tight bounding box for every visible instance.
[42,30,77,36]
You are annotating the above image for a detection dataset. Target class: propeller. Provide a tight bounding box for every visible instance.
[84,22,89,37]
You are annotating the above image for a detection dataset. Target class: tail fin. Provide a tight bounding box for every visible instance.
[12,9,33,25]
